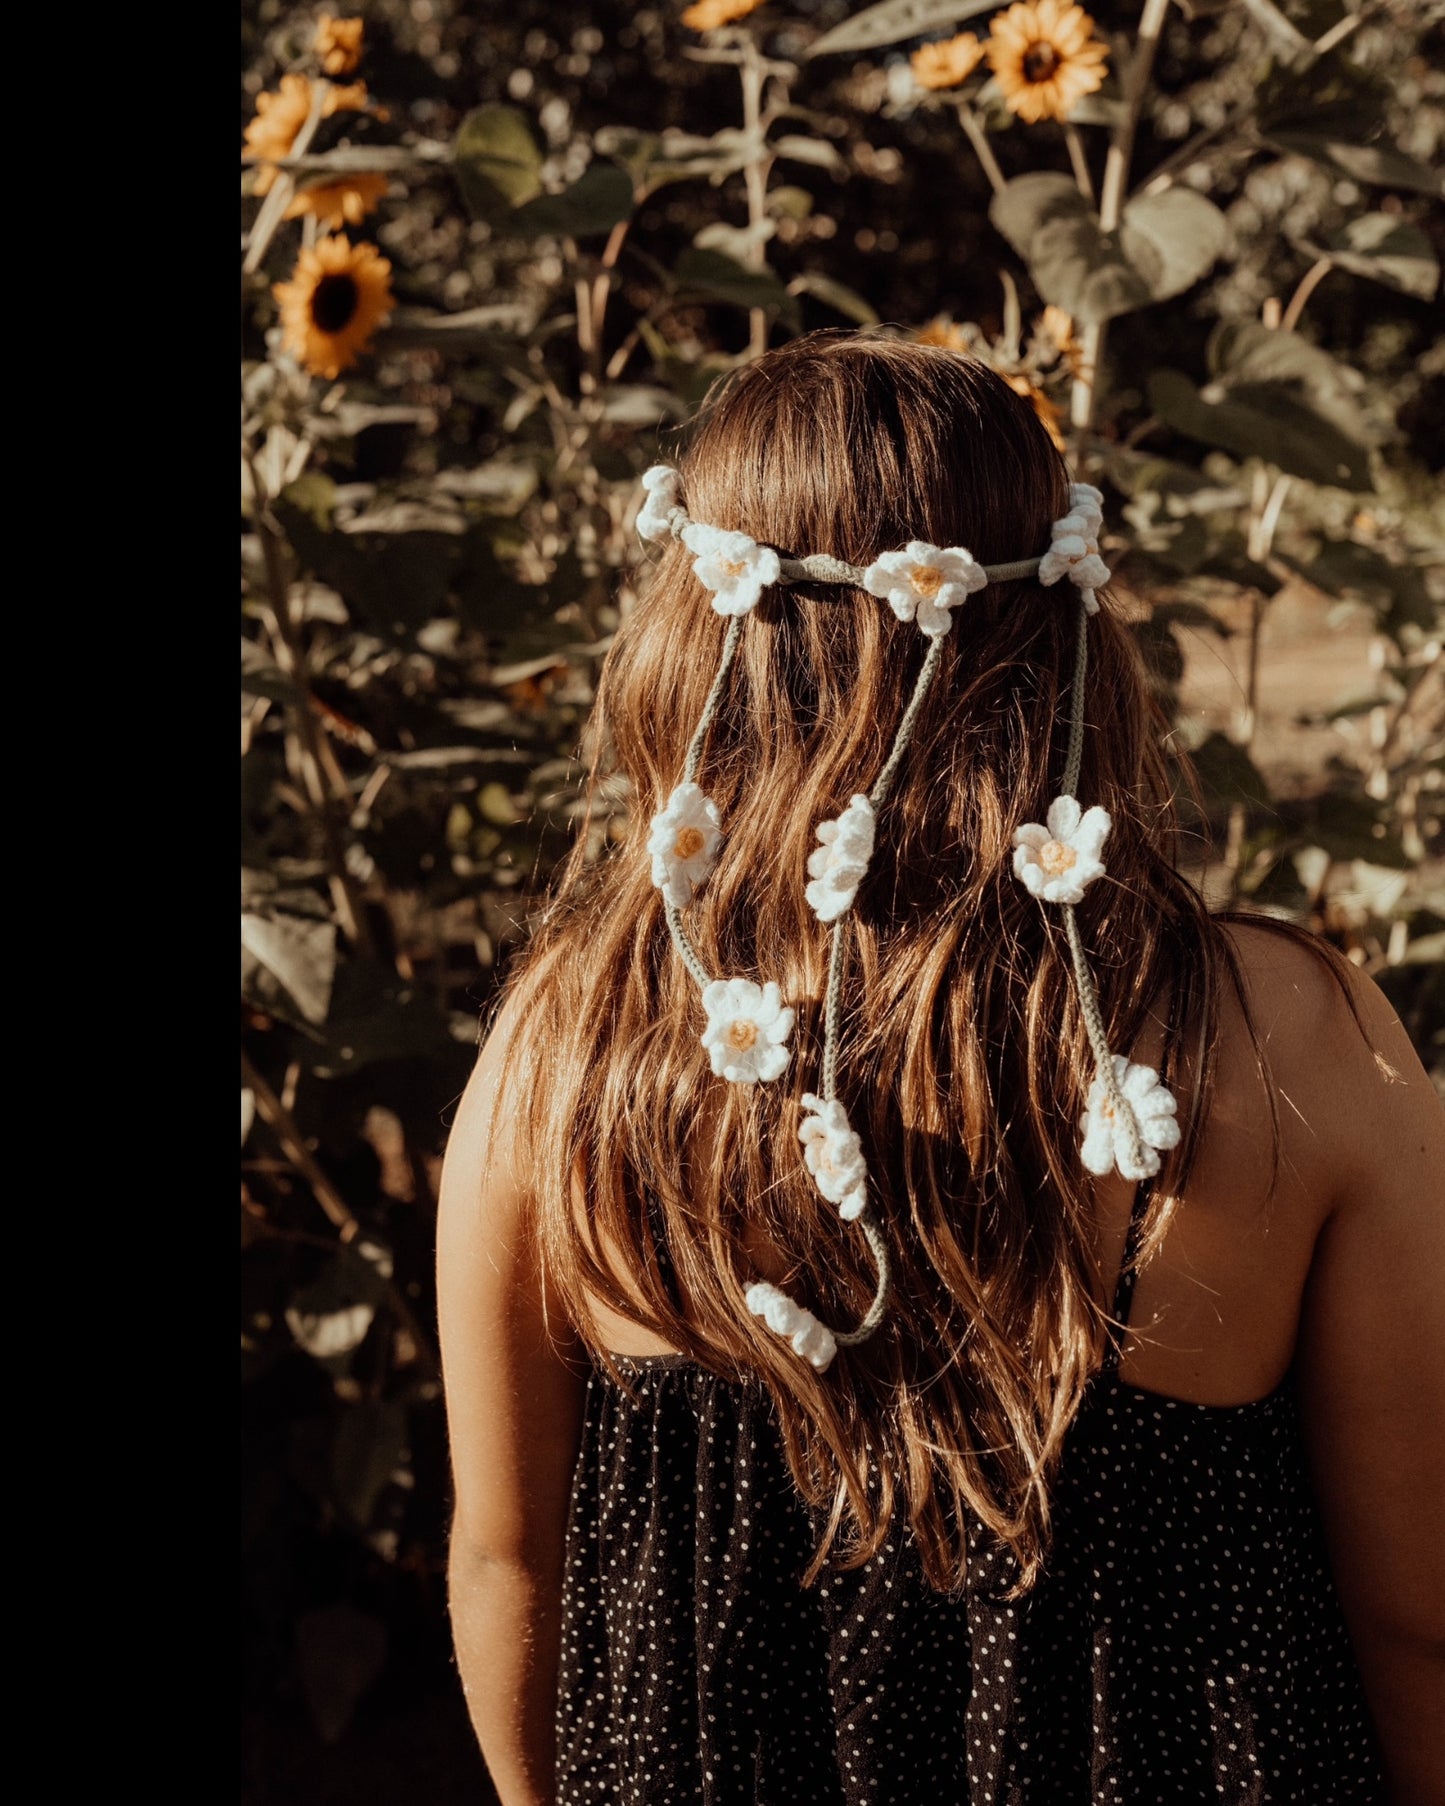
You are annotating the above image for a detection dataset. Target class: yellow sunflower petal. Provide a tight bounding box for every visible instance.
[910,32,986,91]
[283,172,390,229]
[680,0,766,30]
[315,14,365,76]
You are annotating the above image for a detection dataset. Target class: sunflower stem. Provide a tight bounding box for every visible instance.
[739,34,772,360]
[1069,0,1172,442]
[956,101,1007,197]
[1063,123,1095,204]
[243,79,329,275]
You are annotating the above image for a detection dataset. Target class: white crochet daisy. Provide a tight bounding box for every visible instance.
[805,794,876,924]
[745,1281,837,1371]
[636,464,683,542]
[1038,488,1110,614]
[798,1093,868,1221]
[681,522,781,616]
[1080,1056,1180,1181]
[701,978,795,1084]
[1013,795,1110,906]
[861,541,988,637]
[647,782,721,908]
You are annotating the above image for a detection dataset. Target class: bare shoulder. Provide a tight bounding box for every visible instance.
[1219,916,1441,1212]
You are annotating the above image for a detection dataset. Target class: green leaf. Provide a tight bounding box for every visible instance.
[241,910,337,1027]
[770,135,846,173]
[674,248,799,321]
[1147,369,1373,491]
[509,163,634,239]
[807,0,998,56]
[1325,214,1440,300]
[989,175,1226,323]
[452,105,543,217]
[788,271,880,325]
[1208,322,1376,450]
[1265,133,1445,200]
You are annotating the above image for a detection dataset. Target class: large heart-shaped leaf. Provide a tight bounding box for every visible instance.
[452,105,543,217]
[808,0,997,56]
[990,176,1226,323]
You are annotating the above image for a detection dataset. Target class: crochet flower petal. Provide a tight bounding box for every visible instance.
[637,464,683,542]
[647,781,722,907]
[805,794,876,923]
[745,1282,837,1372]
[700,977,793,1084]
[1045,794,1082,840]
[682,523,780,616]
[861,541,984,636]
[1079,1057,1178,1181]
[1072,804,1111,862]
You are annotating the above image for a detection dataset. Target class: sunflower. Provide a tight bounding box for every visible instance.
[273,236,394,379]
[314,13,364,76]
[910,32,985,92]
[284,172,389,228]
[680,0,766,30]
[243,74,372,194]
[1005,373,1067,451]
[987,0,1109,125]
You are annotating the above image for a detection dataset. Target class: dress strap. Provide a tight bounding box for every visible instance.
[1101,1178,1154,1373]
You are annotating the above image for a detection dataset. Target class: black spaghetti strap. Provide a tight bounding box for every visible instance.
[1102,1178,1154,1372]
[1100,979,1188,1373]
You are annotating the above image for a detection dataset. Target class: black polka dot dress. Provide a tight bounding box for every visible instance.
[555,1203,1385,1803]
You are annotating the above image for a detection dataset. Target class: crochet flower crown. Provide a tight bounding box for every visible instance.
[637,464,1177,1374]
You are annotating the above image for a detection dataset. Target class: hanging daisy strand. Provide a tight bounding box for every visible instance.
[637,465,1137,1372]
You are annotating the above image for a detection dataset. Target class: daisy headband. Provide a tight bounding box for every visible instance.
[637,464,1177,1375]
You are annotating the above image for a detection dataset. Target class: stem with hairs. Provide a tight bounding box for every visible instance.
[1069,0,1172,440]
[957,101,1006,197]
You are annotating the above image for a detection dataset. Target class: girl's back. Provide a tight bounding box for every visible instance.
[438,336,1444,1806]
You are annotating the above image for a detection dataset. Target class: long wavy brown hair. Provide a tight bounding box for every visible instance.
[498,332,1247,1592]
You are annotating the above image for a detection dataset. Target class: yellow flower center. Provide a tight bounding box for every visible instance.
[910,564,946,598]
[674,826,706,859]
[719,557,749,579]
[1023,41,1062,82]
[1099,1096,1116,1123]
[1039,839,1077,875]
[726,1019,759,1051]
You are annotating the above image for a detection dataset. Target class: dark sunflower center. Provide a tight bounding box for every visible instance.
[1023,41,1061,81]
[311,273,359,334]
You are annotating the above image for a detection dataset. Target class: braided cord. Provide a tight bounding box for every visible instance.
[1062,593,1089,799]
[833,1212,893,1346]
[664,901,712,990]
[683,615,744,786]
[868,633,947,810]
[1056,596,1144,1172]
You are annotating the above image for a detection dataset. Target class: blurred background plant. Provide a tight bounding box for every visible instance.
[240,1,1442,1796]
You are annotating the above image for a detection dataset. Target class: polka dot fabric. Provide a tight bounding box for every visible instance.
[556,1362,1383,1802]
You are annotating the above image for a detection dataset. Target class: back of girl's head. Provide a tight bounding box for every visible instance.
[511,329,1218,1592]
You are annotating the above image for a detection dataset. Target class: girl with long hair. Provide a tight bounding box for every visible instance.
[438,333,1443,1804]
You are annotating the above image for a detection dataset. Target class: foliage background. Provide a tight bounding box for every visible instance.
[241,2,1443,1798]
